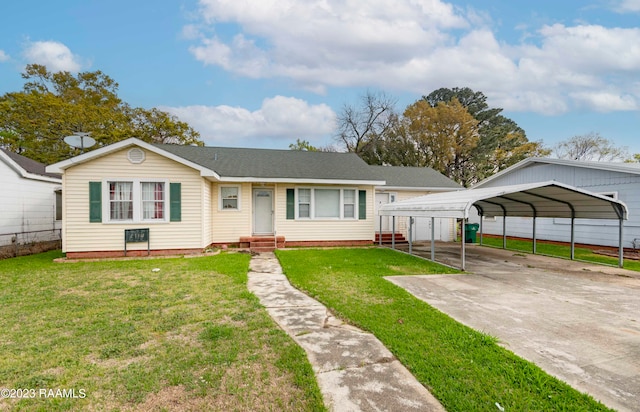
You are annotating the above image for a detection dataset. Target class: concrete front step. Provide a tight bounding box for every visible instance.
[240,236,285,252]
[252,247,277,253]
[375,232,408,244]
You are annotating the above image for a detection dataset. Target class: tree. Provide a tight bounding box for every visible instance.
[289,139,319,151]
[334,90,397,164]
[554,132,628,161]
[403,98,480,186]
[0,64,202,164]
[626,153,640,163]
[424,87,549,182]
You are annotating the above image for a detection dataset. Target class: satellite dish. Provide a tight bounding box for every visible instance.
[64,132,96,151]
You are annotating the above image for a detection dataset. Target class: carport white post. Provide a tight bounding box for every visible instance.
[431,217,435,261]
[392,216,395,249]
[461,218,466,270]
[408,217,413,255]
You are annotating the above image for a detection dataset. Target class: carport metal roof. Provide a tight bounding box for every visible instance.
[379,181,628,269]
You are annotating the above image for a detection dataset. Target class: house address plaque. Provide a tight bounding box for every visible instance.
[124,228,150,256]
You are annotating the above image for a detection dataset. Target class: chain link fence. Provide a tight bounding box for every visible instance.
[0,229,62,259]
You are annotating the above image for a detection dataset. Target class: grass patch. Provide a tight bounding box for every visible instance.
[0,251,324,411]
[275,247,612,412]
[480,236,640,271]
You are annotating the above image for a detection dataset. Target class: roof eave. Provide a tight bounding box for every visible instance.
[45,138,222,180]
[376,185,463,192]
[217,176,386,185]
[475,157,640,188]
[1,151,62,183]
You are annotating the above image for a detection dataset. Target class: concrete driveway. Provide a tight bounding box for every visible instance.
[386,243,640,412]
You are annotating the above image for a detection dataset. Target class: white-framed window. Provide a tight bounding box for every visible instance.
[296,187,358,220]
[55,190,62,221]
[298,188,311,218]
[109,181,134,220]
[141,182,165,219]
[220,185,241,211]
[103,179,168,223]
[343,189,356,218]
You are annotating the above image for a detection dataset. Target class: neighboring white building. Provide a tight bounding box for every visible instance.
[471,158,640,249]
[371,165,462,242]
[0,149,62,246]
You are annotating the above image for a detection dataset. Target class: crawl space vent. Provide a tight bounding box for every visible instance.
[127,148,145,164]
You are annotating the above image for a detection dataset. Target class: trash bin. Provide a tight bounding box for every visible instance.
[464,223,479,243]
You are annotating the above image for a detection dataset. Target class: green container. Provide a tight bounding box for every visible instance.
[464,223,479,243]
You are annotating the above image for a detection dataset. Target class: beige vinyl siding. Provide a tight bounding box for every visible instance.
[274,184,375,241]
[63,148,204,253]
[61,173,68,252]
[210,182,252,243]
[202,181,213,245]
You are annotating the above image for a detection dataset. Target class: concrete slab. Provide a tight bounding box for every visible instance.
[387,243,640,412]
[247,252,445,412]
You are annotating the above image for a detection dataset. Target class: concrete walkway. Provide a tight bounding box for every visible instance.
[389,242,640,412]
[246,252,444,412]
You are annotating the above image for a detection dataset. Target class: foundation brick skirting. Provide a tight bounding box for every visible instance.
[66,248,203,259]
[283,240,373,248]
[65,239,375,259]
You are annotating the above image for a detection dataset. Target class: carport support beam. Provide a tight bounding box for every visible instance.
[571,217,575,260]
[408,217,413,255]
[619,217,624,268]
[461,218,466,271]
[533,216,537,255]
[479,214,483,246]
[503,215,507,249]
[392,216,396,250]
[431,217,435,261]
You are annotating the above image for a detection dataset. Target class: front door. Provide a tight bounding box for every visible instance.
[375,192,396,231]
[253,189,273,234]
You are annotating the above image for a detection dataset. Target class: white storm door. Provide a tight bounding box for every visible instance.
[253,189,274,234]
[375,192,390,231]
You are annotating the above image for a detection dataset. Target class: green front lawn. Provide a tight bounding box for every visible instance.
[276,247,612,412]
[479,236,640,271]
[0,251,324,411]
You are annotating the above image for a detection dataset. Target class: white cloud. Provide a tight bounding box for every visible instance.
[0,50,9,62]
[570,91,638,111]
[614,0,640,13]
[161,96,336,147]
[22,41,83,72]
[189,0,464,91]
[187,0,640,115]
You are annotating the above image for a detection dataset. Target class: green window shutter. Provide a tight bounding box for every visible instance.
[358,190,366,220]
[170,183,181,222]
[286,188,295,219]
[89,181,102,222]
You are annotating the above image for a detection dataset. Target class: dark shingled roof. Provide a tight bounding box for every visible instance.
[1,148,61,179]
[156,144,383,181]
[369,165,461,189]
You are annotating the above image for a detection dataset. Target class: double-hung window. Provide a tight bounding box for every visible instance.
[220,186,240,210]
[343,189,356,218]
[298,189,311,218]
[296,188,358,219]
[109,182,134,220]
[105,180,168,222]
[141,182,165,219]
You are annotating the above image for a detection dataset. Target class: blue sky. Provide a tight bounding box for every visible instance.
[1,0,639,156]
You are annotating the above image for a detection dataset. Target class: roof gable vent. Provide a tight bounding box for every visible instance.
[127,148,145,164]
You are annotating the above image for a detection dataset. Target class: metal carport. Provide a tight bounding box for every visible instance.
[378,181,628,270]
